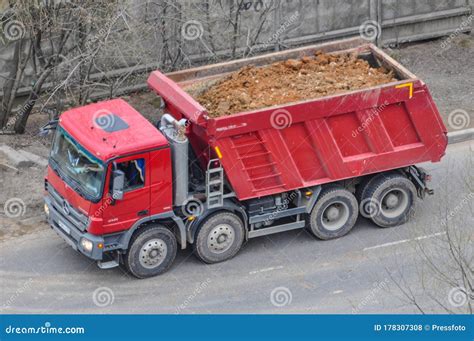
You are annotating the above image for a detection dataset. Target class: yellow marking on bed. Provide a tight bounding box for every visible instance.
[395,82,413,99]
[215,146,223,159]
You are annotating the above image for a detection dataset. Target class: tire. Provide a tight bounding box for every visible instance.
[194,212,245,264]
[360,172,416,228]
[124,225,177,279]
[308,185,359,240]
[355,172,397,215]
[355,175,375,208]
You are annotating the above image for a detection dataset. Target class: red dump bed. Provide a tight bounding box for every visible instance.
[148,38,447,201]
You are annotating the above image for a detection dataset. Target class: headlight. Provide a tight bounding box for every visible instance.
[80,238,93,252]
[44,203,50,217]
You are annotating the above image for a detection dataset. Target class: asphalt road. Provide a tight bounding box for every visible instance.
[1,141,472,314]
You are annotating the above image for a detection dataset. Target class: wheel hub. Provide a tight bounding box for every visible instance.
[207,224,235,254]
[326,206,340,220]
[381,188,409,218]
[321,201,350,231]
[384,193,399,208]
[139,238,168,269]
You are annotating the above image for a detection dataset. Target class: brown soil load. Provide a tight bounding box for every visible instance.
[195,51,397,118]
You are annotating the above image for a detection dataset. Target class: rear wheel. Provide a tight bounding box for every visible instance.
[124,225,177,279]
[308,185,359,240]
[360,172,416,228]
[194,212,245,264]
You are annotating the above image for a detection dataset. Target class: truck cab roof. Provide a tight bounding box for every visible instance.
[59,99,168,162]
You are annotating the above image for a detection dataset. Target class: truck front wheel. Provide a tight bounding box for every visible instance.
[308,185,359,240]
[124,225,177,279]
[360,173,416,228]
[194,212,245,264]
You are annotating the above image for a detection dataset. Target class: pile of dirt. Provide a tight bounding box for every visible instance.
[195,51,398,118]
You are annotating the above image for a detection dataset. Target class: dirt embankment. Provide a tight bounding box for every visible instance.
[195,51,397,118]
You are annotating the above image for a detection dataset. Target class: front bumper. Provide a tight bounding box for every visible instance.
[44,197,104,260]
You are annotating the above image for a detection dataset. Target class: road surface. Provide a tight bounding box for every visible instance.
[1,141,472,314]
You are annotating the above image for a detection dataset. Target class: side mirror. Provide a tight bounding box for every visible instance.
[38,119,58,136]
[112,169,125,200]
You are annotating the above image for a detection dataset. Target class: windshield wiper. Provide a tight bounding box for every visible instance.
[49,158,89,199]
[49,158,64,181]
[71,183,86,197]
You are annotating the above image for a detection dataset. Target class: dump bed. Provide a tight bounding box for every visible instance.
[148,38,447,201]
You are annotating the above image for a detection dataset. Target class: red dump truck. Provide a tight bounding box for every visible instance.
[44,38,447,278]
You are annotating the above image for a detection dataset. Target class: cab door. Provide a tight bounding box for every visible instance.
[102,152,150,233]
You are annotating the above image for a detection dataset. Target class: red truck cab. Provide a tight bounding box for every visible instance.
[44,99,182,268]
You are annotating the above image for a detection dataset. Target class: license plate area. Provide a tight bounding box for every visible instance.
[56,220,71,235]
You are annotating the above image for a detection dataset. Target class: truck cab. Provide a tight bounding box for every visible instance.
[44,99,183,274]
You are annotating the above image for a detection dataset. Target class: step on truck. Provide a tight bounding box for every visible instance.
[44,38,447,278]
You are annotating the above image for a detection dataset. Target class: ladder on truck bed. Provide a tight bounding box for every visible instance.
[206,159,236,208]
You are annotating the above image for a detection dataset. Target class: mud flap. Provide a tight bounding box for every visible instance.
[407,166,434,199]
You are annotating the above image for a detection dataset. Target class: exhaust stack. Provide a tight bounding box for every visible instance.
[159,114,189,207]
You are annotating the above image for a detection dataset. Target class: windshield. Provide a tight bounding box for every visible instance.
[50,126,105,201]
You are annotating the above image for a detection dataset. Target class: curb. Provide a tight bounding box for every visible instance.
[447,128,474,145]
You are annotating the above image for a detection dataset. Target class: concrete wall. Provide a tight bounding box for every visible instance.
[379,0,472,45]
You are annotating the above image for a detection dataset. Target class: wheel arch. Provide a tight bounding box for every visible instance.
[119,211,187,251]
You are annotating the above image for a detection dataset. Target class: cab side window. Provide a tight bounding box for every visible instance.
[117,158,145,191]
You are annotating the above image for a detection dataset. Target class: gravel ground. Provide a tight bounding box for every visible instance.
[0,33,472,240]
